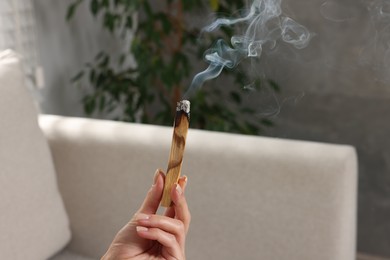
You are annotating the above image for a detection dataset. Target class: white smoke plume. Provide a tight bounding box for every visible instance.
[185,0,311,98]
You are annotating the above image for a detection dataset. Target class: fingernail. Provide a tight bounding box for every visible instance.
[179,176,188,190]
[176,183,183,195]
[136,226,148,232]
[135,213,150,221]
[153,169,160,184]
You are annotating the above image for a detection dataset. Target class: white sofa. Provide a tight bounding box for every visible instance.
[0,50,358,260]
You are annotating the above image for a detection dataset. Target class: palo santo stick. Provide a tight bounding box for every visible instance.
[161,100,190,207]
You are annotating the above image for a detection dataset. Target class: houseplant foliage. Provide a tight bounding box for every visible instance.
[67,0,279,134]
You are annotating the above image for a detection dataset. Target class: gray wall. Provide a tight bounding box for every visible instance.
[33,0,390,257]
[263,0,390,257]
[33,0,125,117]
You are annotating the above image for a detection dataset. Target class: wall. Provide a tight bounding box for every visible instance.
[32,0,124,117]
[262,0,390,257]
[32,0,390,257]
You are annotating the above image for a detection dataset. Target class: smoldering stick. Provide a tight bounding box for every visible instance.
[161,100,190,207]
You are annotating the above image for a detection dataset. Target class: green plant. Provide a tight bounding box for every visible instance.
[67,0,280,135]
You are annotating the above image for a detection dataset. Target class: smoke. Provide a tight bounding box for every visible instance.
[317,0,390,82]
[185,0,311,98]
[320,0,358,22]
[363,0,390,75]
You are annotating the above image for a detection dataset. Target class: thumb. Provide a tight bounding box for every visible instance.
[137,169,165,215]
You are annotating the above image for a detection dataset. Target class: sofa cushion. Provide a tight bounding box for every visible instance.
[49,249,96,260]
[0,50,71,259]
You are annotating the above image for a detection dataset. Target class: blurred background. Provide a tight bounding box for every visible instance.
[1,0,390,258]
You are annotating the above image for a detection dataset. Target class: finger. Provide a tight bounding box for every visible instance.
[164,175,187,218]
[137,169,165,215]
[171,181,191,233]
[135,214,186,246]
[136,226,184,259]
[179,176,188,189]
[164,206,175,218]
[178,175,188,191]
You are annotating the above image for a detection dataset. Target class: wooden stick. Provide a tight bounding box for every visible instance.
[161,100,190,207]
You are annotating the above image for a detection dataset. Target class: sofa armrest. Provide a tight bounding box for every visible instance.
[39,114,358,260]
[39,115,171,258]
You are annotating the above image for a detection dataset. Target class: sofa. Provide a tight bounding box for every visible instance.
[0,49,358,260]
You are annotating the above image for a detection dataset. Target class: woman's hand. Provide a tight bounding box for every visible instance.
[102,169,190,260]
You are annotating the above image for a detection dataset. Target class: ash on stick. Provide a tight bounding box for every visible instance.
[161,100,190,207]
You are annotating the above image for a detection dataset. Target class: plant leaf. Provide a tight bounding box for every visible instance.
[210,0,219,11]
[230,91,241,104]
[66,0,83,21]
[71,71,84,82]
[268,79,281,92]
[90,0,100,16]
